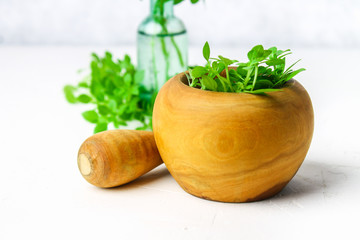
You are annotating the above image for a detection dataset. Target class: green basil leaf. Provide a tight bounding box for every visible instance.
[229,69,244,81]
[254,80,274,89]
[203,41,210,61]
[77,94,92,103]
[266,59,285,66]
[131,87,140,95]
[218,55,236,66]
[108,99,117,112]
[90,81,104,101]
[98,104,110,116]
[78,82,89,88]
[124,73,132,85]
[91,53,100,62]
[63,85,77,103]
[247,45,272,63]
[190,66,207,79]
[214,78,225,92]
[247,45,264,62]
[94,121,108,133]
[201,75,217,91]
[82,110,99,123]
[257,66,268,75]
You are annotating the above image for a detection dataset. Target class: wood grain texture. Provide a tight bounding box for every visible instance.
[153,73,314,202]
[78,130,163,188]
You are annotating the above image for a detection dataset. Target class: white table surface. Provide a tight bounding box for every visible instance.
[0,45,359,240]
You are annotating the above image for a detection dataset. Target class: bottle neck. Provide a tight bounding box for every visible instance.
[151,0,174,17]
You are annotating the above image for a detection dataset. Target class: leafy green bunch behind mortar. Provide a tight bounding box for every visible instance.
[187,42,305,94]
[64,53,154,133]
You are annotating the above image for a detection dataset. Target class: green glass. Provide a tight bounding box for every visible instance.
[137,0,188,92]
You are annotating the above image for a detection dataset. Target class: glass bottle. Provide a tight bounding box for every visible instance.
[137,0,188,92]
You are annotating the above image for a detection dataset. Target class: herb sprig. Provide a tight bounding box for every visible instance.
[148,0,200,83]
[64,52,155,133]
[187,42,305,94]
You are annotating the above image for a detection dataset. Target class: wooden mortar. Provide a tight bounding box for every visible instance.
[152,72,314,202]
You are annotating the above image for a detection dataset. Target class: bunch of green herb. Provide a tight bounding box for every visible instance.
[64,52,155,133]
[187,42,305,94]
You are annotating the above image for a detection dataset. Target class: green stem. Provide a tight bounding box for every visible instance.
[224,66,234,92]
[171,36,185,67]
[185,72,191,86]
[244,67,253,86]
[251,65,258,91]
[157,18,174,82]
[151,36,159,91]
[214,72,227,92]
[160,36,170,81]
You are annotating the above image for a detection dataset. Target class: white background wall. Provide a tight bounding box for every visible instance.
[1,0,359,48]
